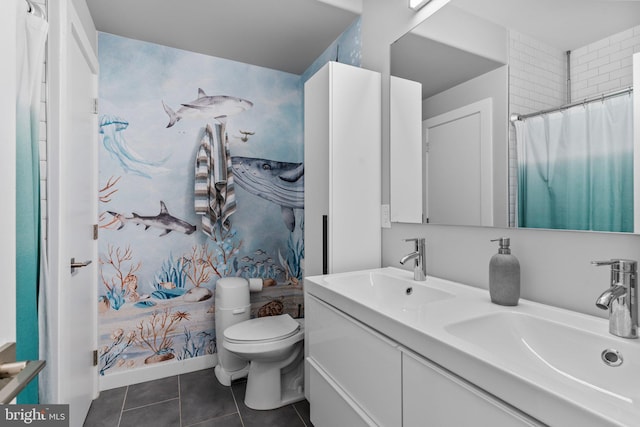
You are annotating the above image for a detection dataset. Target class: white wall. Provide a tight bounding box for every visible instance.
[71,0,97,54]
[362,0,640,319]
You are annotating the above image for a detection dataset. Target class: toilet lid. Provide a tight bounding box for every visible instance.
[224,314,300,343]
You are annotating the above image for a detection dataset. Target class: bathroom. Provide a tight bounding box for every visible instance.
[1,0,639,426]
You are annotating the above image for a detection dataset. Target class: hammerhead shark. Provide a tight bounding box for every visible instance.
[108,201,196,236]
[162,88,253,127]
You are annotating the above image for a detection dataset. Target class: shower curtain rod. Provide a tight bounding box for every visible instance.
[510,86,633,122]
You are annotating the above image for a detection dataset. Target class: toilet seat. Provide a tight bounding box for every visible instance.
[224,314,300,344]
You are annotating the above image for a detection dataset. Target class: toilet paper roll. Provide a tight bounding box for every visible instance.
[248,278,263,292]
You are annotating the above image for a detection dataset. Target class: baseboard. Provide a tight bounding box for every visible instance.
[99,354,218,391]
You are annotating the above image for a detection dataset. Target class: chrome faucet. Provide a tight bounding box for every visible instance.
[592,259,638,339]
[400,238,426,281]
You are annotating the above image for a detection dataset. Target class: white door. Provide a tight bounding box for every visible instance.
[0,1,17,345]
[423,98,493,226]
[48,1,98,423]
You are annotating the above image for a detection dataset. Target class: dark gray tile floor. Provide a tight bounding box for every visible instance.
[83,368,312,427]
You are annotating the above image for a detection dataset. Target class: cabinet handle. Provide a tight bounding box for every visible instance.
[322,215,328,275]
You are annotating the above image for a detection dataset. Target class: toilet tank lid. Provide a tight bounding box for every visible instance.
[224,314,300,342]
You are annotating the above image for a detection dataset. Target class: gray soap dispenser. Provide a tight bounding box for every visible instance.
[489,237,520,306]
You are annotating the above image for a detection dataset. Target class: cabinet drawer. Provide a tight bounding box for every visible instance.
[308,358,375,427]
[402,351,543,427]
[307,295,401,427]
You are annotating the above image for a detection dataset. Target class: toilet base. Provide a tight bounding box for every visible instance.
[244,342,304,410]
[214,363,249,387]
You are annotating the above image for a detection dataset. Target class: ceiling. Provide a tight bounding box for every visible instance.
[453,0,640,52]
[85,0,359,75]
[86,0,640,85]
[392,0,640,99]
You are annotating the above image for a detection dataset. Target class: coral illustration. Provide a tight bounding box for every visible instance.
[177,327,216,360]
[134,308,190,364]
[183,244,214,287]
[99,175,122,203]
[99,244,142,310]
[99,328,136,375]
[98,175,122,229]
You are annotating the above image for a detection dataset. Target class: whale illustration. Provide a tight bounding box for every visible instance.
[230,156,304,231]
[108,201,196,236]
[162,88,253,128]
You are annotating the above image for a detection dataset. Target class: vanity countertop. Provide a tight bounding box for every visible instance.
[305,267,640,427]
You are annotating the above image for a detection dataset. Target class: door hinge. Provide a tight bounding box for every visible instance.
[93,224,99,240]
[93,350,98,366]
[92,98,99,115]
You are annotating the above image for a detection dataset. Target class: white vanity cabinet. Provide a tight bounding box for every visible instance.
[402,350,542,427]
[306,294,402,427]
[303,61,381,277]
[305,290,544,427]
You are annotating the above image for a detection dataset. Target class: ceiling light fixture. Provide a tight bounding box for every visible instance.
[409,0,432,11]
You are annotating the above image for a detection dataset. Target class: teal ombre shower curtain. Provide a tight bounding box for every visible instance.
[515,93,634,232]
[16,0,48,404]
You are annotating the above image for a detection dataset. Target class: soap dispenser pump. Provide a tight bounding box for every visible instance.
[489,237,520,306]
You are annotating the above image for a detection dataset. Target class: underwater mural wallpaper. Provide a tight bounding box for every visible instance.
[97,32,306,376]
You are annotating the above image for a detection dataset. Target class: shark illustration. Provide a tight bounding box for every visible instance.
[231,157,304,232]
[108,201,196,236]
[162,88,253,128]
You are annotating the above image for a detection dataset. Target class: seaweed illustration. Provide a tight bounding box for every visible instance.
[177,327,216,360]
[134,308,190,364]
[286,230,304,281]
[153,254,187,290]
[99,244,141,310]
[99,328,135,375]
[277,232,304,286]
[204,223,242,278]
[98,175,122,229]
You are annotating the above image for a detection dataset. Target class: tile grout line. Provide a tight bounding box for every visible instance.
[178,375,183,427]
[292,404,308,427]
[116,386,129,427]
[230,383,245,427]
[121,396,180,412]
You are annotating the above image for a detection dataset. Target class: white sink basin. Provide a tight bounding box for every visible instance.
[305,267,640,426]
[445,312,640,404]
[323,271,455,314]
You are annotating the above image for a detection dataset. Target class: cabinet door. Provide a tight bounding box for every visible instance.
[307,358,376,427]
[402,351,542,427]
[303,62,381,277]
[307,294,401,426]
[328,62,381,273]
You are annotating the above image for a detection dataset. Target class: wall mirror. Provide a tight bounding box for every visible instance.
[390,0,640,233]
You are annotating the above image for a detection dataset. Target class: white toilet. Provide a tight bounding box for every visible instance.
[214,277,305,410]
[224,314,304,410]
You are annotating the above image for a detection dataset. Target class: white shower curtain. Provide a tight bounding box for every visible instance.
[15,0,48,404]
[515,93,634,232]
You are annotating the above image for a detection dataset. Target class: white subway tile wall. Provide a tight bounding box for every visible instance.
[570,25,640,100]
[35,0,47,240]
